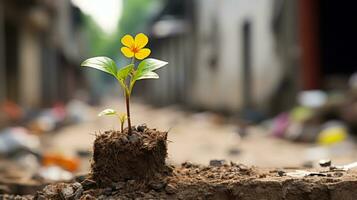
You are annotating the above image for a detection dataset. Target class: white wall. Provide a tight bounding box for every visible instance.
[191,0,283,112]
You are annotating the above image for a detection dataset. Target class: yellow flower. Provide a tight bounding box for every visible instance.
[120,33,151,60]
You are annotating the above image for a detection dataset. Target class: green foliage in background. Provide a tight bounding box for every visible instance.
[81,0,163,58]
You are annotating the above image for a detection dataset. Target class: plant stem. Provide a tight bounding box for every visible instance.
[125,57,135,134]
[125,92,132,134]
[120,120,124,133]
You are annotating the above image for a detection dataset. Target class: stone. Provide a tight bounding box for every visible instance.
[165,183,177,194]
[60,185,74,199]
[209,159,226,167]
[136,124,147,132]
[81,179,96,190]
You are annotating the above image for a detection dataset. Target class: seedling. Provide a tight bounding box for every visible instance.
[98,109,127,132]
[81,33,168,133]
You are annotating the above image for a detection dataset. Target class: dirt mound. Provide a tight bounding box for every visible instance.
[14,163,356,200]
[91,127,168,187]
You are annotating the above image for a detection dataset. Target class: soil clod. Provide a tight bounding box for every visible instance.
[91,128,168,187]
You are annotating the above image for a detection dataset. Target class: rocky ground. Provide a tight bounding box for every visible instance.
[3,162,357,199]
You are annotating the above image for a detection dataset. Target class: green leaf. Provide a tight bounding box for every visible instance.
[135,71,159,80]
[137,58,168,73]
[133,58,168,81]
[117,64,134,81]
[81,57,118,78]
[98,109,117,117]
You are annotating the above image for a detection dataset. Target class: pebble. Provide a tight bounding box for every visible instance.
[209,159,226,167]
[277,170,286,177]
[182,162,193,168]
[136,124,147,132]
[334,172,344,177]
[74,188,83,199]
[60,185,74,199]
[149,181,166,191]
[207,174,214,178]
[73,183,83,199]
[165,183,177,194]
[319,159,332,167]
[120,136,129,144]
[81,179,97,190]
[128,134,140,143]
[36,195,47,200]
[72,182,82,189]
[80,194,96,200]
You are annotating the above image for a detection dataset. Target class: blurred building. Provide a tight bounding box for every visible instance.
[143,0,357,115]
[0,0,83,108]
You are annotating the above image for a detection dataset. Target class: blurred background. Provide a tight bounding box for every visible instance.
[0,0,357,194]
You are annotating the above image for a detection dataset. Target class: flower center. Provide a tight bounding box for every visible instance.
[131,46,139,53]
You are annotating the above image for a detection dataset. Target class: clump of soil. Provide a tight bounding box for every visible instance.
[91,126,168,187]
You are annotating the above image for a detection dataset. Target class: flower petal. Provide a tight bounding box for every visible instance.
[121,34,135,47]
[135,48,151,60]
[121,47,134,58]
[135,33,149,49]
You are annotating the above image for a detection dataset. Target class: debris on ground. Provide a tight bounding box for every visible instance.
[2,162,357,200]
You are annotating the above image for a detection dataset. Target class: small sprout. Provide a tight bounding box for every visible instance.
[118,114,128,133]
[98,109,127,132]
[82,33,168,134]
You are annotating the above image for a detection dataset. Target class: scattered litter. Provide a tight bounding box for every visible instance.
[298,90,327,109]
[0,127,40,155]
[42,153,80,172]
[271,113,289,137]
[15,153,40,172]
[285,170,327,178]
[1,100,24,121]
[37,166,73,181]
[278,159,357,178]
[330,162,357,171]
[290,106,313,122]
[317,121,348,145]
[28,104,66,133]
